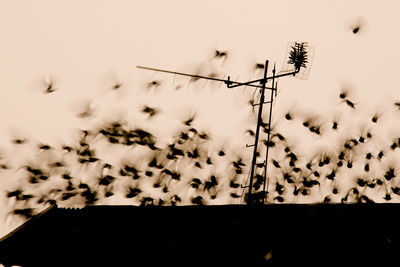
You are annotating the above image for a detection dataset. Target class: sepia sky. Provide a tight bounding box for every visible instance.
[1,0,400,238]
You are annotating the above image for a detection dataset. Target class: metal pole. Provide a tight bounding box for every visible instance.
[247,60,269,205]
[262,64,276,204]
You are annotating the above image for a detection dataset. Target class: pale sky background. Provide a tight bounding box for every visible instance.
[1,0,400,238]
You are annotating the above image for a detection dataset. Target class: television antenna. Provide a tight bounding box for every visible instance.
[137,41,314,205]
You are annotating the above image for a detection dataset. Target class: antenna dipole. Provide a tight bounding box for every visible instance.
[136,42,312,205]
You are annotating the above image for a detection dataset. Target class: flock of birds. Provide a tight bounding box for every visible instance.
[5,21,392,220]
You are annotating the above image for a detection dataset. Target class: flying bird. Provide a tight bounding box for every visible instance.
[345,99,356,109]
[350,17,366,35]
[255,63,265,69]
[12,138,28,145]
[191,196,204,205]
[141,105,159,118]
[215,49,228,58]
[184,118,196,129]
[285,112,293,121]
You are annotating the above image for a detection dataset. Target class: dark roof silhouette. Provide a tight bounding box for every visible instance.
[1,204,400,266]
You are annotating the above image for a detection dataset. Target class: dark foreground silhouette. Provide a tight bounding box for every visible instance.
[1,204,400,266]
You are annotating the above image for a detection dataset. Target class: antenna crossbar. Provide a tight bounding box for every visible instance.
[136,65,278,90]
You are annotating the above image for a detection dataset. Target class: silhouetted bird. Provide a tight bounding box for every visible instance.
[38,144,51,150]
[392,187,400,195]
[274,196,284,203]
[255,63,265,69]
[229,180,240,188]
[275,183,285,195]
[273,133,285,141]
[306,161,313,170]
[356,178,367,187]
[81,188,98,204]
[206,157,213,165]
[384,168,395,181]
[147,80,161,88]
[391,142,398,150]
[332,121,338,130]
[352,26,360,34]
[141,105,159,118]
[62,173,72,180]
[12,138,27,144]
[245,129,255,137]
[384,194,391,201]
[98,175,115,186]
[232,158,246,169]
[204,175,218,191]
[148,157,163,169]
[362,195,374,203]
[126,187,142,198]
[263,140,275,148]
[187,148,200,159]
[301,188,309,196]
[170,195,182,205]
[215,50,227,58]
[293,167,301,173]
[25,166,43,176]
[345,99,356,109]
[364,163,370,172]
[62,145,73,152]
[285,112,293,120]
[78,182,89,189]
[7,189,23,199]
[272,159,280,169]
[140,197,154,206]
[112,82,122,90]
[378,151,384,160]
[191,196,203,205]
[323,196,331,203]
[61,192,76,201]
[191,178,202,189]
[20,194,34,202]
[230,193,241,198]
[347,161,353,169]
[104,190,114,198]
[12,208,34,219]
[287,152,297,162]
[198,132,209,140]
[43,77,57,94]
[183,115,195,126]
[28,176,38,184]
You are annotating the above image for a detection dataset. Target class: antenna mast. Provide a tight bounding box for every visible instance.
[137,41,313,205]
